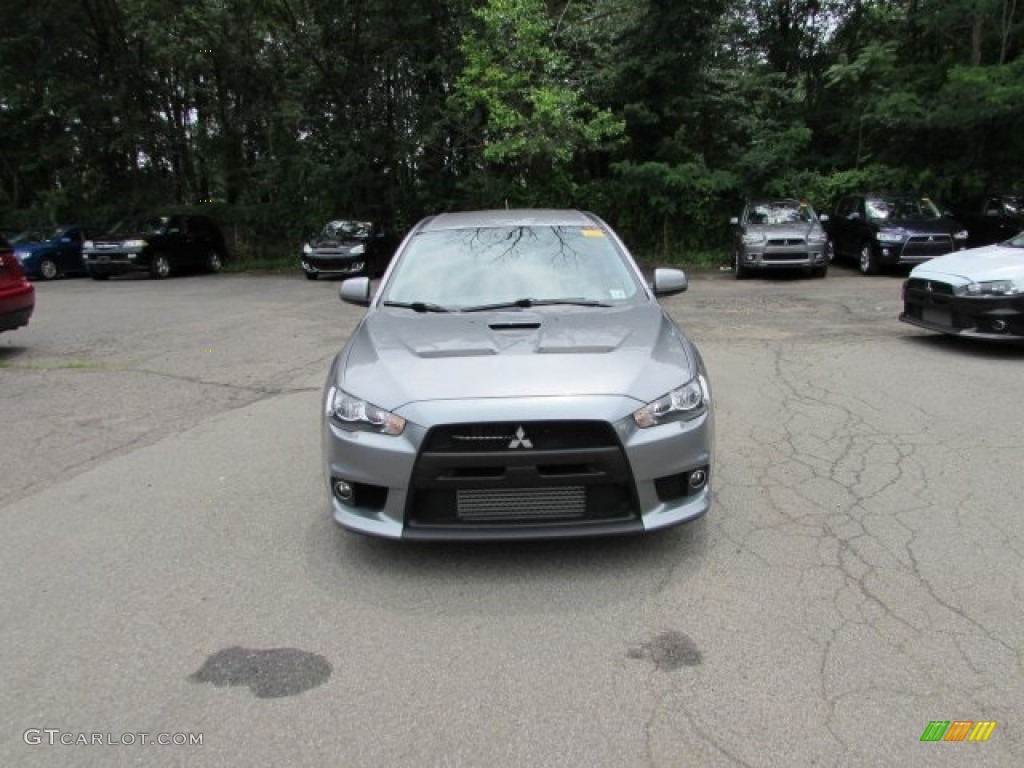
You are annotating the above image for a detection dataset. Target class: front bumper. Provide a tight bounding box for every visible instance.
[738,242,827,270]
[900,278,1024,341]
[322,395,713,541]
[83,252,147,275]
[878,235,962,266]
[302,254,367,277]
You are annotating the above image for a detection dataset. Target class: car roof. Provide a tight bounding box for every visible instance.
[417,209,601,231]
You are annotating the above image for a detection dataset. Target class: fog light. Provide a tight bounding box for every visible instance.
[688,469,707,490]
[745,254,755,262]
[333,479,353,501]
[991,319,1007,332]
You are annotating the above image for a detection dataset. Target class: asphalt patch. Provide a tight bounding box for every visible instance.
[190,646,332,698]
[628,630,702,670]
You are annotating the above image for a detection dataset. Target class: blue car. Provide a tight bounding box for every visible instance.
[11,225,97,280]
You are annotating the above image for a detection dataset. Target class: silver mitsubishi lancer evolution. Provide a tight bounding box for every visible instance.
[322,209,714,540]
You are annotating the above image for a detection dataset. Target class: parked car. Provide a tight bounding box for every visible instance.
[82,213,228,279]
[0,237,35,333]
[301,219,398,280]
[11,225,98,280]
[730,198,829,278]
[899,232,1024,342]
[825,193,968,274]
[949,194,1023,249]
[322,209,713,541]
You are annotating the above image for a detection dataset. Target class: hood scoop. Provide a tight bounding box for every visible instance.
[489,321,542,331]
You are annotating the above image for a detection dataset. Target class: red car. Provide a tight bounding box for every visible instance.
[0,237,34,333]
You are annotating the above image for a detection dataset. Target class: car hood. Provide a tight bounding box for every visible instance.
[336,303,697,411]
[90,231,161,243]
[310,236,366,248]
[744,222,823,237]
[910,243,1024,285]
[872,217,960,234]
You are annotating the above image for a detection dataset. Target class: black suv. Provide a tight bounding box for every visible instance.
[949,194,1024,248]
[825,194,968,274]
[83,213,228,279]
[301,219,398,280]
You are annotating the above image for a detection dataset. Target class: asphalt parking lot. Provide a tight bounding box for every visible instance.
[2,266,1022,767]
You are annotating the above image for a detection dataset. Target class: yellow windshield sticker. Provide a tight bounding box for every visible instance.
[581,228,605,238]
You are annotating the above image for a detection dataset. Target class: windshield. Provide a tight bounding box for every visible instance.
[866,196,941,221]
[11,227,64,244]
[746,200,816,225]
[321,220,371,239]
[110,216,169,235]
[383,225,641,309]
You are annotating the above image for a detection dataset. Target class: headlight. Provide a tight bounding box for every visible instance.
[350,243,366,256]
[13,250,30,261]
[958,280,1021,297]
[303,243,312,254]
[633,375,709,428]
[123,239,148,248]
[83,240,94,249]
[807,231,827,244]
[327,387,406,435]
[741,232,765,245]
[876,228,905,244]
[954,229,968,241]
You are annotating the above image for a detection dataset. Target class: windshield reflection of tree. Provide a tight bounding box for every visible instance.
[389,226,637,307]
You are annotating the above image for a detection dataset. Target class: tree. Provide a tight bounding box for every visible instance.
[448,0,623,206]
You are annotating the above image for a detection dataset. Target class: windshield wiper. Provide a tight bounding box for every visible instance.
[381,300,452,313]
[461,298,612,313]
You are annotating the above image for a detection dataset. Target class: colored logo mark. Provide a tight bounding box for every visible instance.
[920,720,996,742]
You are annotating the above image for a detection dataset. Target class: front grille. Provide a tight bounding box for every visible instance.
[456,487,586,521]
[765,238,806,247]
[900,234,953,260]
[425,421,615,452]
[408,420,637,528]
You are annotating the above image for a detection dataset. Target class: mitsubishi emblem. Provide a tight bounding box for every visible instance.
[508,426,533,449]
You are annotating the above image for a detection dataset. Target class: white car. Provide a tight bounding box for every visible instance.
[900,232,1024,341]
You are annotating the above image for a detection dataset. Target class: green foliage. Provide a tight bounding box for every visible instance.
[2,0,1024,255]
[448,0,624,205]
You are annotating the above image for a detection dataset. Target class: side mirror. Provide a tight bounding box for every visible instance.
[652,267,687,297]
[339,277,372,306]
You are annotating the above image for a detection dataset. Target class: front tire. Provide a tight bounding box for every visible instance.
[734,252,750,280]
[39,258,58,280]
[859,243,880,275]
[205,250,223,274]
[150,254,171,279]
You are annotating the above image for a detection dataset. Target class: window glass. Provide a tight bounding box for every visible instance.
[384,225,641,308]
